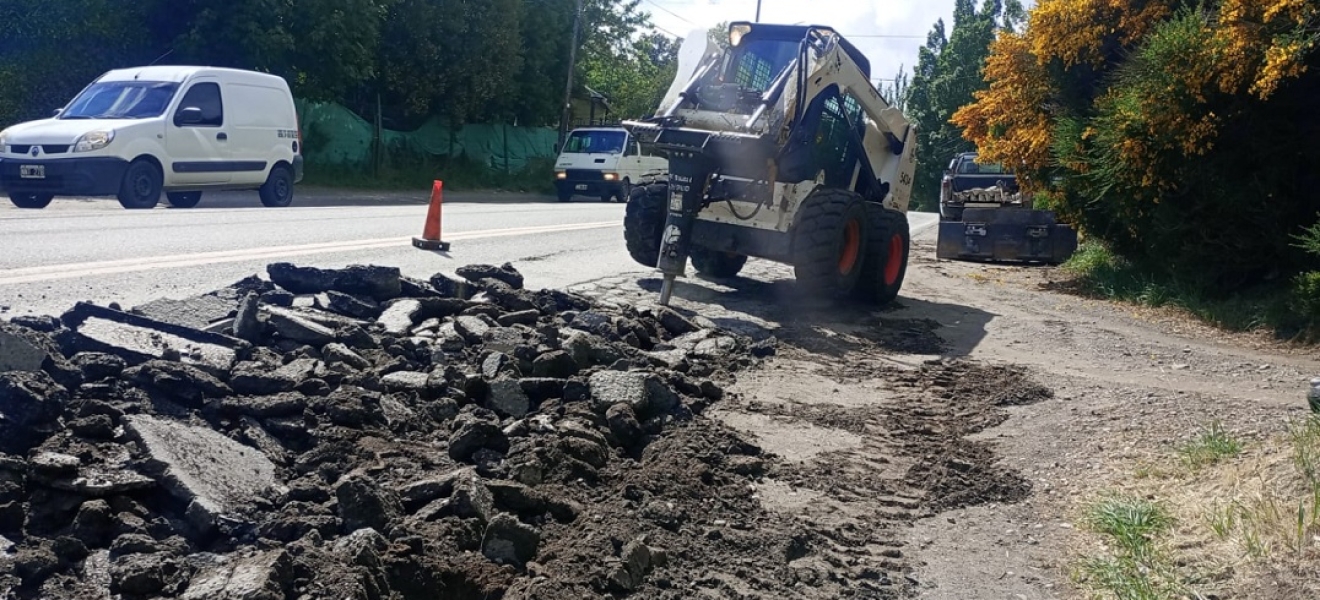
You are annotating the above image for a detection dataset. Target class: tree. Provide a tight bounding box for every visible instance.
[583,31,680,120]
[953,0,1320,290]
[902,0,1020,210]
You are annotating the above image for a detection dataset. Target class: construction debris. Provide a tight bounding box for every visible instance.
[0,262,769,599]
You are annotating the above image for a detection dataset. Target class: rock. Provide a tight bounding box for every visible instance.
[486,480,548,515]
[652,306,698,336]
[453,316,491,344]
[487,377,531,418]
[336,475,400,533]
[482,352,514,379]
[0,371,67,431]
[429,272,474,299]
[31,451,80,475]
[123,415,277,536]
[260,289,295,307]
[700,380,724,400]
[568,310,613,335]
[124,360,231,407]
[267,263,402,301]
[61,302,243,373]
[322,343,371,369]
[42,466,156,497]
[324,291,381,320]
[72,500,115,547]
[110,552,178,595]
[377,299,422,335]
[532,350,578,378]
[229,362,298,395]
[588,371,649,414]
[481,513,539,567]
[335,325,378,350]
[232,293,264,342]
[381,371,429,392]
[8,315,61,333]
[483,327,523,353]
[71,352,126,381]
[132,293,236,331]
[750,337,777,358]
[694,336,739,358]
[727,455,767,477]
[560,437,609,468]
[449,473,494,523]
[607,536,657,592]
[519,378,566,403]
[0,322,51,372]
[70,415,116,439]
[221,393,306,418]
[606,403,643,448]
[448,412,509,462]
[564,379,590,403]
[181,550,290,600]
[399,468,473,510]
[456,263,525,290]
[497,310,541,327]
[265,307,336,346]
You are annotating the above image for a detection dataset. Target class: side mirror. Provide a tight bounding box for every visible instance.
[177,107,204,125]
[51,108,63,117]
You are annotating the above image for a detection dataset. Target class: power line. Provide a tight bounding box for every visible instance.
[641,0,695,26]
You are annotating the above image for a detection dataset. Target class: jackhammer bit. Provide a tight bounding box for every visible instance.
[653,149,711,307]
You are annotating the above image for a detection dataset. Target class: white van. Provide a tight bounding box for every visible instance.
[553,127,667,203]
[0,66,303,210]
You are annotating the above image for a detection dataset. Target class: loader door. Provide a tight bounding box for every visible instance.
[778,86,865,189]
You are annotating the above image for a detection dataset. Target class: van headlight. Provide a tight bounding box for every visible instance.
[556,171,567,180]
[603,173,619,181]
[0,129,10,148]
[73,130,114,153]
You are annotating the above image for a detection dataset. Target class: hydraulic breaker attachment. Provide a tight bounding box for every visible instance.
[655,148,713,305]
[937,207,1078,264]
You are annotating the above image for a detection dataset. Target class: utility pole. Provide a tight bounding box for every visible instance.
[558,0,585,150]
[755,0,761,22]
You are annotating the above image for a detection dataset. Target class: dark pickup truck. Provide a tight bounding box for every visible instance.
[938,152,1023,221]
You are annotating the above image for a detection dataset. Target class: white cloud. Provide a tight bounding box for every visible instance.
[640,0,959,86]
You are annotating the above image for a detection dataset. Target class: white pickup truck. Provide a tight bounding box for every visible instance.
[553,127,667,202]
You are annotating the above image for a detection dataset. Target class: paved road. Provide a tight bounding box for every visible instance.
[0,188,938,317]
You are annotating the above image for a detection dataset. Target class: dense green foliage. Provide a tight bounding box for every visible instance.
[0,0,676,131]
[901,0,1022,210]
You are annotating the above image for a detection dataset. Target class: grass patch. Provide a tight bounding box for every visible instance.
[1079,495,1183,600]
[1179,421,1244,469]
[1060,242,1318,341]
[302,154,556,194]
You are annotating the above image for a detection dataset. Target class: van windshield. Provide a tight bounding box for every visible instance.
[563,130,626,154]
[60,81,180,120]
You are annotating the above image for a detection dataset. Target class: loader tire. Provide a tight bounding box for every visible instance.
[791,189,869,299]
[691,247,747,278]
[853,205,910,305]
[624,183,667,268]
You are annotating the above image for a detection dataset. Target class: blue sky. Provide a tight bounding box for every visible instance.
[638,0,958,88]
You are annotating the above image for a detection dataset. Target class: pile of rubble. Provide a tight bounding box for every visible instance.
[0,262,774,599]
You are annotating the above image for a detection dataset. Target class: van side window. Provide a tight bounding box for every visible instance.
[174,82,224,127]
[624,142,639,157]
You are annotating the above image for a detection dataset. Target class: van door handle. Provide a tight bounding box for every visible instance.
[216,132,228,141]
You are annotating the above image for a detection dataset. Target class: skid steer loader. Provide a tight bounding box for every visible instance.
[622,22,918,306]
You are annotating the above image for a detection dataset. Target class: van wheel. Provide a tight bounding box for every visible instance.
[9,193,53,209]
[260,166,294,207]
[117,160,162,209]
[617,179,632,203]
[166,192,202,208]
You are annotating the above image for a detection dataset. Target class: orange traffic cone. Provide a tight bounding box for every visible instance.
[412,180,451,251]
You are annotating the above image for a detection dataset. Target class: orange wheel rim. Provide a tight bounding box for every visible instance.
[838,219,861,274]
[884,234,903,285]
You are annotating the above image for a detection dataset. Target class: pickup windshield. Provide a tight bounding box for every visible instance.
[563,130,626,154]
[957,160,1009,175]
[60,81,180,120]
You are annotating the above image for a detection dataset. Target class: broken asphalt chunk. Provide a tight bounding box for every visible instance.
[267,263,403,301]
[61,302,245,373]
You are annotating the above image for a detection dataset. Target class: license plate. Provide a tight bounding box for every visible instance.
[19,165,44,179]
[575,184,588,191]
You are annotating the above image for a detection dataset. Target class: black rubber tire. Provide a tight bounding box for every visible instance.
[691,247,748,278]
[9,193,53,209]
[259,166,295,207]
[557,188,573,203]
[617,179,632,203]
[117,160,162,209]
[623,183,667,268]
[853,205,911,305]
[166,192,202,208]
[791,188,870,299]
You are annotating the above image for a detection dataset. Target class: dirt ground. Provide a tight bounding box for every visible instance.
[567,227,1320,599]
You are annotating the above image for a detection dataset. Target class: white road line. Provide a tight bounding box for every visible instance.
[0,221,620,285]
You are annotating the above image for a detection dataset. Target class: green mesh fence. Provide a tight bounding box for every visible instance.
[295,100,559,172]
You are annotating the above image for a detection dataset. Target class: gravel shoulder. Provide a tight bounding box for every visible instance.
[568,225,1320,598]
